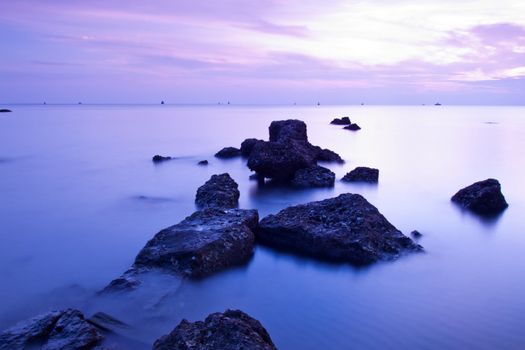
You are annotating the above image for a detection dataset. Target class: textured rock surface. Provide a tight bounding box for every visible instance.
[341,167,379,183]
[0,309,104,350]
[257,194,422,265]
[344,123,361,131]
[215,147,241,158]
[240,138,264,157]
[269,119,307,142]
[195,173,240,209]
[153,310,277,350]
[451,178,508,215]
[291,166,335,188]
[152,155,172,162]
[330,117,351,125]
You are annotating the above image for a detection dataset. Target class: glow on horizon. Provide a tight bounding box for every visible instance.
[1,0,525,104]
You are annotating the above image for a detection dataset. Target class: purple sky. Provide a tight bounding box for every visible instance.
[2,0,525,104]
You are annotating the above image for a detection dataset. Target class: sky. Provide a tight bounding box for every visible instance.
[1,0,525,104]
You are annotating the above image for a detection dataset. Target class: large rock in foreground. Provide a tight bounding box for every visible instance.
[153,309,277,350]
[133,209,258,279]
[195,173,240,209]
[342,167,379,183]
[292,166,335,188]
[451,178,508,215]
[0,309,104,350]
[257,194,422,265]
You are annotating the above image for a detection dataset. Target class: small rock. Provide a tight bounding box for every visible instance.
[0,109,12,113]
[451,178,508,215]
[330,117,351,125]
[343,123,361,131]
[411,230,422,238]
[152,155,172,163]
[240,138,264,157]
[195,173,240,209]
[292,166,335,188]
[197,160,208,165]
[341,167,379,183]
[153,309,277,350]
[215,147,241,158]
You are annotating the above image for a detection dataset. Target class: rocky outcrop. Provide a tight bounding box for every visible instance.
[215,147,241,158]
[195,173,240,209]
[0,109,12,113]
[330,117,351,125]
[198,160,209,166]
[291,166,335,188]
[240,138,264,157]
[451,178,508,215]
[0,309,104,350]
[344,123,361,131]
[269,119,307,142]
[152,155,172,162]
[153,309,277,350]
[341,167,379,183]
[257,193,422,265]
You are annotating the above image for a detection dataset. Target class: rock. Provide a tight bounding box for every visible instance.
[0,109,12,113]
[257,193,422,265]
[153,309,277,350]
[87,312,129,334]
[198,160,209,165]
[0,309,104,350]
[129,209,258,279]
[195,173,240,209]
[341,167,379,183]
[269,119,308,142]
[152,155,172,162]
[292,166,335,188]
[310,145,344,163]
[451,178,508,215]
[215,147,241,158]
[343,123,361,131]
[240,138,264,157]
[411,230,422,238]
[330,117,351,125]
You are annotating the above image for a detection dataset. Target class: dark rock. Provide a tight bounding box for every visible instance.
[451,178,508,215]
[0,109,12,113]
[411,230,422,238]
[292,166,335,188]
[330,117,351,125]
[198,160,209,165]
[269,119,308,142]
[152,155,172,162]
[240,138,264,157]
[215,147,241,158]
[131,209,258,279]
[87,312,129,334]
[341,167,379,183]
[257,193,422,265]
[195,173,240,209]
[310,145,344,163]
[153,309,276,350]
[343,123,361,131]
[0,309,104,350]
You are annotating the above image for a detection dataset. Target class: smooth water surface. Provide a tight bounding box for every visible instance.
[1,105,525,349]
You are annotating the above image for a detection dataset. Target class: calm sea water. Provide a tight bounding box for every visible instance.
[1,105,524,349]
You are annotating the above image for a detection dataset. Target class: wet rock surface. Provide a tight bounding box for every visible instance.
[215,147,241,158]
[0,309,104,350]
[257,193,422,265]
[195,173,240,209]
[291,166,335,188]
[344,123,361,131]
[451,178,508,215]
[153,309,277,350]
[341,167,379,183]
[152,155,172,162]
[330,116,351,125]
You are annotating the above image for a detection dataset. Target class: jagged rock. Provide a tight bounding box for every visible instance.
[0,109,12,113]
[153,309,277,350]
[269,119,308,142]
[215,147,241,158]
[451,178,508,215]
[292,166,335,188]
[198,160,209,165]
[195,173,240,209]
[330,117,351,125]
[0,309,104,350]
[257,193,422,265]
[240,138,264,157]
[152,155,172,162]
[344,123,361,131]
[341,167,379,183]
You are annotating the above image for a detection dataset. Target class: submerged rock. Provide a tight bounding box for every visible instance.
[153,309,277,350]
[330,116,351,125]
[341,167,379,183]
[215,147,241,158]
[195,173,240,209]
[0,109,12,113]
[240,138,264,157]
[198,160,209,166]
[257,193,422,265]
[344,123,361,131]
[152,155,172,162]
[451,178,508,215]
[269,119,307,142]
[292,166,335,188]
[0,309,104,350]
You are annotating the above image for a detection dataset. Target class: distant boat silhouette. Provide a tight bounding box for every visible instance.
[78,102,82,105]
[43,102,46,105]
[317,102,320,106]
[161,101,165,105]
[227,101,230,105]
[435,102,441,106]
[361,102,364,105]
